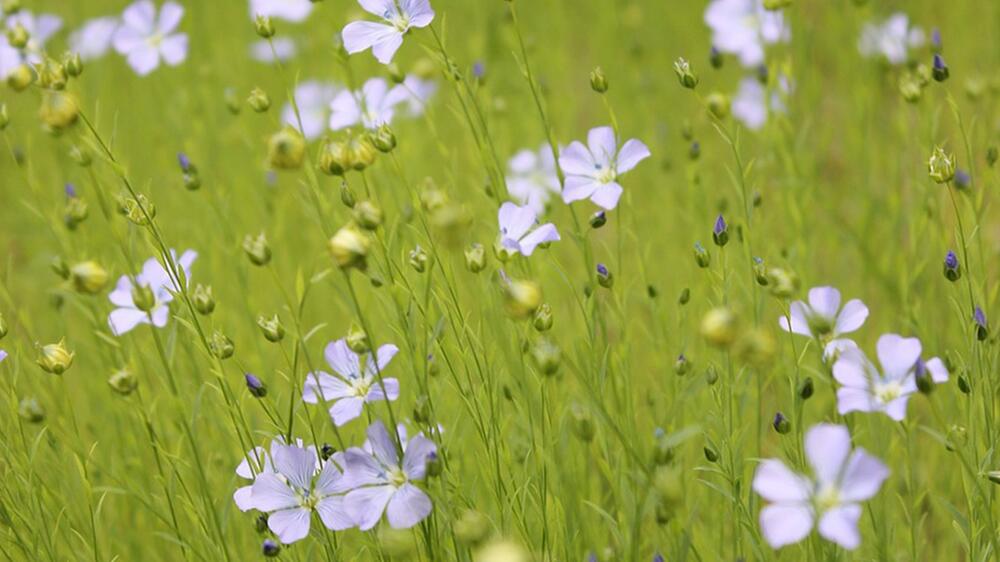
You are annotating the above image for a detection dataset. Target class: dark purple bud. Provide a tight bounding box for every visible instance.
[588,553,599,562]
[772,412,791,434]
[944,250,961,281]
[945,251,959,270]
[914,358,933,394]
[472,61,486,79]
[262,539,280,557]
[596,263,608,276]
[932,53,950,82]
[177,152,192,173]
[712,215,729,247]
[975,307,989,341]
[954,169,970,189]
[653,554,665,562]
[709,46,723,69]
[245,373,267,398]
[596,263,614,288]
[65,183,77,198]
[756,64,768,84]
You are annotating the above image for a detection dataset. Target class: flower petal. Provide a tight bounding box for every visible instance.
[834,299,868,335]
[760,504,814,549]
[157,2,184,34]
[587,126,617,168]
[345,485,395,531]
[365,378,400,402]
[817,504,862,550]
[805,424,851,486]
[325,339,361,378]
[366,420,400,467]
[561,176,599,204]
[558,142,596,177]
[273,443,317,491]
[303,371,352,403]
[330,397,365,426]
[876,334,921,380]
[517,223,560,256]
[317,495,355,531]
[402,435,437,481]
[807,286,841,321]
[386,483,432,528]
[109,308,148,336]
[268,507,312,544]
[590,182,623,210]
[752,459,811,503]
[615,139,650,174]
[498,202,536,242]
[778,301,812,337]
[839,449,889,502]
[250,473,299,512]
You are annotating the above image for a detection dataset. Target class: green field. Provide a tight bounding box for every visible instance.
[2,0,1000,560]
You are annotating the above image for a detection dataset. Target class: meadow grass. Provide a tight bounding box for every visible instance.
[2,0,1000,560]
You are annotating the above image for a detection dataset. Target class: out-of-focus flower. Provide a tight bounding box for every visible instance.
[496,202,560,258]
[108,249,197,335]
[303,339,400,426]
[506,144,561,215]
[753,424,889,549]
[112,0,188,76]
[779,286,868,361]
[398,74,437,116]
[558,126,650,210]
[341,0,435,64]
[69,16,119,61]
[858,13,925,65]
[246,441,354,543]
[0,11,63,78]
[732,75,789,130]
[329,77,407,131]
[281,80,339,140]
[250,37,296,63]
[833,334,948,420]
[705,0,789,68]
[249,0,313,22]
[340,420,436,529]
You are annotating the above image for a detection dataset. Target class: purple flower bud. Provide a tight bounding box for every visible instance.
[587,553,598,562]
[714,214,727,235]
[975,306,989,341]
[472,61,486,79]
[945,251,959,270]
[712,215,729,247]
[262,539,280,557]
[944,250,961,281]
[954,169,970,189]
[177,152,192,173]
[653,554,665,562]
[245,373,267,398]
[596,263,609,277]
[65,183,77,198]
[596,263,614,288]
[932,53,950,82]
[772,412,791,434]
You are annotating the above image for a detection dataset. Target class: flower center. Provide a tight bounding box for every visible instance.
[815,484,841,513]
[386,12,410,32]
[594,164,616,184]
[351,376,373,398]
[875,380,903,404]
[807,313,833,337]
[389,468,407,487]
[146,32,164,48]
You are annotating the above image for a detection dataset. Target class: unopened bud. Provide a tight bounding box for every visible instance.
[706,92,730,119]
[254,15,275,38]
[673,58,698,89]
[503,277,541,319]
[192,284,215,315]
[570,403,595,442]
[700,307,738,347]
[772,412,791,434]
[353,201,383,230]
[797,376,814,400]
[18,397,45,423]
[409,245,430,273]
[590,67,609,93]
[36,339,74,374]
[454,509,490,546]
[108,368,138,395]
[247,87,271,112]
[596,263,614,289]
[267,127,306,170]
[530,338,561,375]
[257,315,285,342]
[674,354,691,376]
[693,242,711,268]
[69,261,109,294]
[243,233,272,266]
[329,224,371,270]
[532,303,553,332]
[210,331,235,359]
[928,146,956,184]
[372,124,397,153]
[346,324,369,353]
[245,373,267,397]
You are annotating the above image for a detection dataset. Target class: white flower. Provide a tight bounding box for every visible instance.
[859,13,925,65]
[0,11,63,78]
[506,144,561,215]
[249,37,296,63]
[70,16,120,61]
[398,74,437,117]
[778,286,869,361]
[246,441,354,543]
[328,77,407,131]
[303,339,400,426]
[249,0,313,22]
[558,126,650,210]
[705,0,789,68]
[340,421,436,530]
[753,424,889,550]
[107,249,197,336]
[497,202,560,257]
[833,334,948,421]
[112,0,188,76]
[732,75,789,131]
[341,0,435,65]
[282,80,340,140]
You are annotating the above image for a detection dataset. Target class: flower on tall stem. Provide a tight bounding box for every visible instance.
[558,126,650,210]
[328,77,408,131]
[112,0,188,76]
[340,420,436,530]
[341,0,435,64]
[753,424,889,549]
[832,334,948,421]
[108,250,197,336]
[778,286,868,361]
[496,202,560,258]
[704,0,789,68]
[245,441,354,543]
[506,144,561,215]
[303,339,400,426]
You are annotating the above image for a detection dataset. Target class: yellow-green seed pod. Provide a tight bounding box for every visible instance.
[69,261,109,294]
[700,307,739,348]
[36,339,74,375]
[267,127,306,170]
[242,232,272,266]
[108,368,138,395]
[6,64,34,91]
[928,146,956,184]
[63,52,83,77]
[6,23,28,48]
[352,201,383,230]
[346,323,369,353]
[329,224,372,270]
[705,92,730,119]
[18,398,45,423]
[502,278,541,319]
[465,243,487,273]
[454,509,491,546]
[257,314,285,343]
[39,90,80,132]
[247,87,271,112]
[319,139,353,176]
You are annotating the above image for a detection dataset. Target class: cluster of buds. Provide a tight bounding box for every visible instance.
[319,127,395,177]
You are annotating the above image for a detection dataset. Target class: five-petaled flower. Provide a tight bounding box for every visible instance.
[245,441,354,543]
[778,286,869,361]
[340,420,436,530]
[283,80,341,140]
[112,0,188,76]
[329,77,408,131]
[753,423,889,550]
[858,13,925,65]
[704,0,789,68]
[833,334,948,421]
[496,202,560,258]
[107,250,197,336]
[559,126,650,210]
[341,0,435,64]
[506,144,561,215]
[303,339,400,426]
